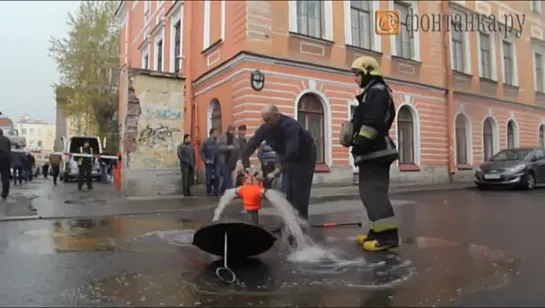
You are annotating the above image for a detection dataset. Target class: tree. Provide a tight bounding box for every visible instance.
[49,1,119,148]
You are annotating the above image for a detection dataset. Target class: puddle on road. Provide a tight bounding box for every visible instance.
[10,217,203,254]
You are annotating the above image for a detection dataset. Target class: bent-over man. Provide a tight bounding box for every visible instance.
[236,104,316,228]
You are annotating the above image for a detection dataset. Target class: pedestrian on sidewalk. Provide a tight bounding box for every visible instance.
[42,162,49,179]
[49,153,62,185]
[217,125,237,195]
[77,141,94,191]
[177,134,195,197]
[26,153,35,181]
[0,129,11,200]
[10,148,23,186]
[200,128,220,196]
[232,125,249,187]
[342,56,399,252]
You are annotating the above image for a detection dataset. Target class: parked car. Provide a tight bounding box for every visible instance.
[474,147,545,190]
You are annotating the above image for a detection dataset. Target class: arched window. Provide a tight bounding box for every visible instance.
[397,106,414,164]
[210,99,222,133]
[455,114,469,165]
[539,124,545,148]
[507,120,516,149]
[297,94,325,163]
[483,118,496,161]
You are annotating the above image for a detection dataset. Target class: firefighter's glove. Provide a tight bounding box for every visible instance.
[266,167,281,181]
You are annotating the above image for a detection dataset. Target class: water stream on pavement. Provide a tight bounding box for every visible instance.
[212,188,238,221]
[212,188,368,268]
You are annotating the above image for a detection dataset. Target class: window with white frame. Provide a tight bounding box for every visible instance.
[535,53,544,92]
[507,120,517,149]
[144,0,150,24]
[479,32,492,79]
[141,46,149,69]
[539,124,545,148]
[451,21,465,72]
[155,38,163,71]
[531,0,542,13]
[296,0,323,38]
[172,18,182,73]
[502,40,515,85]
[397,106,415,164]
[394,1,413,59]
[350,1,371,49]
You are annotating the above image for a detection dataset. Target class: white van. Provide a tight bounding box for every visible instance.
[59,135,107,182]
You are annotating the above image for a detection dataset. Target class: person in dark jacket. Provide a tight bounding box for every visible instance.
[177,134,195,197]
[257,140,278,189]
[200,128,220,196]
[346,56,399,252]
[236,125,250,168]
[233,124,249,187]
[216,125,237,194]
[0,129,11,199]
[77,141,94,191]
[49,153,62,185]
[10,149,23,186]
[26,153,35,181]
[236,104,316,226]
[42,163,49,179]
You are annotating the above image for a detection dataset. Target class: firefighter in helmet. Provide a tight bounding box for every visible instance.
[343,56,399,251]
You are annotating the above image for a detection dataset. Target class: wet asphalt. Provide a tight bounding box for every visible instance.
[1,178,545,307]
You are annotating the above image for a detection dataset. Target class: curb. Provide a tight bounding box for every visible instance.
[309,185,474,203]
[0,204,220,222]
[0,215,40,222]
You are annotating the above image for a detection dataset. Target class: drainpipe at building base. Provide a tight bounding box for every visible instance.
[443,0,456,181]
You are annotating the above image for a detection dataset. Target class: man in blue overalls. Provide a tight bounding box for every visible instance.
[77,141,94,191]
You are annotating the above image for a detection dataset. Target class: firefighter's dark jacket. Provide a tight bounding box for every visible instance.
[351,78,398,164]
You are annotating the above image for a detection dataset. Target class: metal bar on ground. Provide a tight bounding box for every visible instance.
[311,222,363,228]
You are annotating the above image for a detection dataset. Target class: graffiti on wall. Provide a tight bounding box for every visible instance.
[138,124,179,146]
[144,105,182,121]
[122,71,184,169]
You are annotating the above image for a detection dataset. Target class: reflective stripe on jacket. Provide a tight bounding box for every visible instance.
[78,147,93,165]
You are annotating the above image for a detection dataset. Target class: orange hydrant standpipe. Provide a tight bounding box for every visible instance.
[235,173,265,211]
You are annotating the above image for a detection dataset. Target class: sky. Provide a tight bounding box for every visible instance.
[0,1,81,125]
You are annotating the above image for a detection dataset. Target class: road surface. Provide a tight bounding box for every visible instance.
[0,178,543,306]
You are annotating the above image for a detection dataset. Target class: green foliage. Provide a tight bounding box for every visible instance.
[49,1,120,140]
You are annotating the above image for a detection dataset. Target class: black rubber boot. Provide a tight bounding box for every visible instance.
[361,229,399,252]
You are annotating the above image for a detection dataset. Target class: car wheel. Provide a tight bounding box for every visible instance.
[522,172,536,190]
